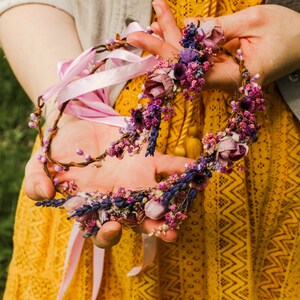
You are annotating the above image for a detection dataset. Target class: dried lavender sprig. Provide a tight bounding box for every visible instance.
[35,198,66,207]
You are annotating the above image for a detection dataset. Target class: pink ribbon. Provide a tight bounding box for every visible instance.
[57,225,157,299]
[57,52,157,126]
[57,223,105,300]
[42,48,97,101]
[47,22,159,299]
[41,22,157,127]
[56,222,87,299]
[127,234,157,276]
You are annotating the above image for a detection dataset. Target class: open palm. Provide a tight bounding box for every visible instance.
[25,115,192,247]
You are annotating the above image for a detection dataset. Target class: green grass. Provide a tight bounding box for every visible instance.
[0,49,36,297]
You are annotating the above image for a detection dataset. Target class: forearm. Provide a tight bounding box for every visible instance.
[0,4,83,108]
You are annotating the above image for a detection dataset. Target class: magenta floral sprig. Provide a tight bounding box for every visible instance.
[202,68,266,171]
[108,21,225,157]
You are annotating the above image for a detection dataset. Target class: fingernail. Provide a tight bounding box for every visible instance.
[36,184,51,199]
[103,229,121,243]
[153,3,162,17]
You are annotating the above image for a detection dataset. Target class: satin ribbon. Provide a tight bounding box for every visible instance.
[57,223,105,300]
[42,22,157,127]
[46,22,159,299]
[127,234,157,276]
[57,225,157,299]
[57,51,157,126]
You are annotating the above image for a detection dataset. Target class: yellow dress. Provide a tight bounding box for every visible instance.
[4,0,300,299]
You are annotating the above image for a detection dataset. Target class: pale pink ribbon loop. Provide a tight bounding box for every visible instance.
[47,22,159,300]
[56,223,105,300]
[41,22,157,128]
[92,245,105,299]
[127,234,157,276]
[57,52,157,126]
[43,48,97,102]
[57,222,86,300]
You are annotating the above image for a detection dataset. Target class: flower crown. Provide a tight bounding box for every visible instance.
[33,21,266,237]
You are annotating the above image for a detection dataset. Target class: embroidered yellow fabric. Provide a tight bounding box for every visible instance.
[4,1,300,299]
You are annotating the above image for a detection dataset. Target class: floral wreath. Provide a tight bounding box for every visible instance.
[32,21,266,237]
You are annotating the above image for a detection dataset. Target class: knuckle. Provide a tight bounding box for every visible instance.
[246,7,264,26]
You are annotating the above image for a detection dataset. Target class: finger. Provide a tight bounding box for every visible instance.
[183,17,214,27]
[184,7,260,42]
[183,17,242,88]
[154,153,194,176]
[205,38,241,89]
[91,221,122,249]
[204,59,239,90]
[150,21,163,38]
[152,0,182,48]
[141,218,178,242]
[127,31,179,59]
[24,150,56,200]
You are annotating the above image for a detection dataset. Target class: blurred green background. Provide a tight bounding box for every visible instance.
[0,49,36,298]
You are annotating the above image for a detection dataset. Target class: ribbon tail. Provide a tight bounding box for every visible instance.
[57,222,85,300]
[127,234,157,277]
[92,245,105,300]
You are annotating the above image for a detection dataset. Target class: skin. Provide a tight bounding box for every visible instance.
[0,4,192,248]
[1,0,299,248]
[128,0,300,89]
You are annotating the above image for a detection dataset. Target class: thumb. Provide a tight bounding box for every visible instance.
[91,221,122,249]
[24,150,56,200]
[127,31,178,59]
[141,218,178,242]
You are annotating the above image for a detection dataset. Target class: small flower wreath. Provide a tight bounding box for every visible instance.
[33,21,266,237]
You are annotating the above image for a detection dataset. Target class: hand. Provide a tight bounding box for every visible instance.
[127,1,300,88]
[25,114,193,248]
[187,5,300,86]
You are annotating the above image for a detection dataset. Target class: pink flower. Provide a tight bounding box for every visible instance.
[198,21,224,53]
[144,199,167,220]
[202,27,224,53]
[189,173,210,191]
[216,136,248,166]
[144,72,174,99]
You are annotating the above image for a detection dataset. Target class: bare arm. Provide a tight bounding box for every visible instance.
[0,4,82,106]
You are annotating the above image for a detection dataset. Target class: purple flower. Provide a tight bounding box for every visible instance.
[144,72,174,99]
[101,198,112,210]
[130,108,145,130]
[54,165,64,172]
[216,136,249,166]
[76,148,84,156]
[179,48,198,64]
[173,63,187,80]
[28,121,37,129]
[144,199,167,220]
